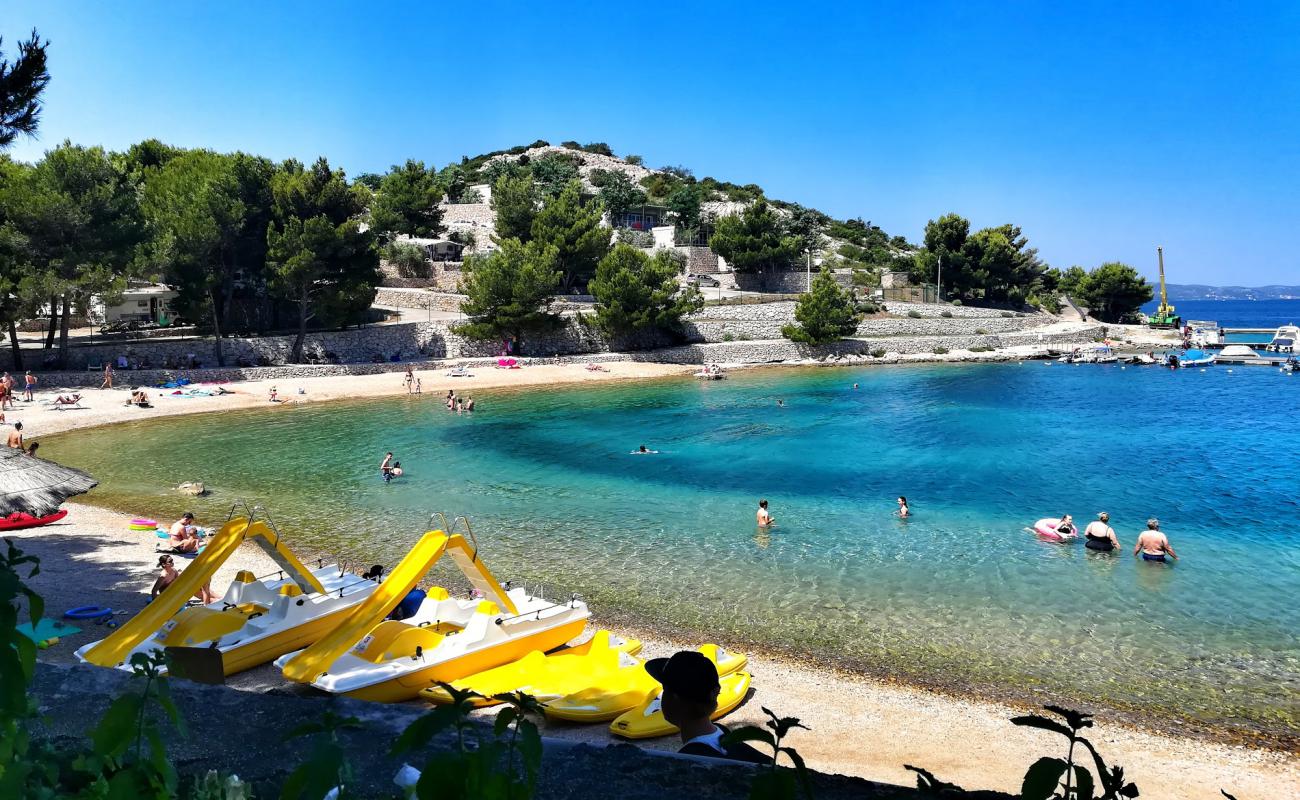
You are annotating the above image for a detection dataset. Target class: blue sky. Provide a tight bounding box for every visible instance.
[5,1,1298,285]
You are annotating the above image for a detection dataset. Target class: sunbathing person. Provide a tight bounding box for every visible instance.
[52,393,81,406]
[167,512,202,553]
[152,554,217,605]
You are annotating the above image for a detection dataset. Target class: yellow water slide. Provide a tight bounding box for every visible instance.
[280,531,515,685]
[81,517,326,669]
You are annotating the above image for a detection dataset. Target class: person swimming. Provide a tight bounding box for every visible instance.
[633,444,659,455]
[1084,512,1120,552]
[897,496,910,518]
[1055,514,1077,536]
[756,499,774,527]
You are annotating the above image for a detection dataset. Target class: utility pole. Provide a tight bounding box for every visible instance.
[807,248,812,293]
[936,253,943,304]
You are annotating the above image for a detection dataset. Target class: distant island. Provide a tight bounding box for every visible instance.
[1165,284,1300,301]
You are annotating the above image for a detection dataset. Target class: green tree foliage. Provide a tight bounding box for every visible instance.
[456,238,562,353]
[141,149,274,365]
[667,181,705,231]
[0,30,49,149]
[1052,265,1087,299]
[529,152,581,198]
[8,142,143,365]
[709,199,801,284]
[914,213,1047,304]
[589,243,701,341]
[782,268,861,344]
[267,157,380,362]
[382,242,431,279]
[491,173,537,243]
[784,204,827,255]
[529,179,610,291]
[594,171,647,220]
[369,159,444,242]
[1073,262,1153,322]
[0,157,40,367]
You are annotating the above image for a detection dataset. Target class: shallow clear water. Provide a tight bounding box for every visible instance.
[47,363,1300,739]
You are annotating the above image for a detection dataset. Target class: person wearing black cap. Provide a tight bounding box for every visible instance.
[645,651,767,764]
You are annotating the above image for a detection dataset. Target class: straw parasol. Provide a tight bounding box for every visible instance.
[0,446,98,517]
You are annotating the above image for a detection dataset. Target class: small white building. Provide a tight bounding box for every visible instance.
[94,283,179,325]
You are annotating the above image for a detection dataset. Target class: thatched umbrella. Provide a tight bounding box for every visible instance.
[0,446,97,517]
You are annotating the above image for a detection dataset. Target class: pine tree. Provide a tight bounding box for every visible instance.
[589,244,701,342]
[782,268,861,345]
[530,180,610,292]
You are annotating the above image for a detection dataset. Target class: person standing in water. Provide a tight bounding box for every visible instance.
[1084,512,1120,552]
[897,496,910,518]
[1134,519,1178,562]
[756,499,774,527]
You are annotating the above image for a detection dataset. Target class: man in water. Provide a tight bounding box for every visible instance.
[756,499,774,527]
[6,421,23,450]
[168,512,202,554]
[646,650,767,764]
[1134,518,1178,562]
[380,452,394,480]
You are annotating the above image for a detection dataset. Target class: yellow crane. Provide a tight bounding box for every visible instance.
[1146,246,1181,328]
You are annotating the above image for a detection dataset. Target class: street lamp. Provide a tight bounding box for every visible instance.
[936,253,943,304]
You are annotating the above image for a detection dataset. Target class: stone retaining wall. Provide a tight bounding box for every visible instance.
[882,301,1038,319]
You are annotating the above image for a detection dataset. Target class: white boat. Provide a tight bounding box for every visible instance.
[1216,344,1267,364]
[1058,345,1118,364]
[1186,320,1222,348]
[1265,325,1299,353]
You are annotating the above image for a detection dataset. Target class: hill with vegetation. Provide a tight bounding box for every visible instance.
[1165,284,1300,301]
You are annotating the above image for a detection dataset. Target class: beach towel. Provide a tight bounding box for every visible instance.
[16,618,80,643]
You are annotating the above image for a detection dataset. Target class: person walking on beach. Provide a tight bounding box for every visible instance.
[2,372,14,410]
[646,650,767,764]
[756,499,774,527]
[1084,512,1121,552]
[1134,519,1178,563]
[23,371,36,402]
[101,362,113,389]
[6,422,23,450]
[404,366,414,391]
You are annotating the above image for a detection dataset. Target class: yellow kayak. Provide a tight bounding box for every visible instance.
[610,670,753,739]
[418,630,642,707]
[544,644,747,724]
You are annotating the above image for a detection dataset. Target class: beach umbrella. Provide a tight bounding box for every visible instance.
[0,446,97,517]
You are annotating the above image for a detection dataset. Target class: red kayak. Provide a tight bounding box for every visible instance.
[0,509,69,531]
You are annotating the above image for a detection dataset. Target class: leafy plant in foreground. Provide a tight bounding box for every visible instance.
[281,711,362,800]
[391,683,544,800]
[722,706,813,800]
[1012,706,1139,800]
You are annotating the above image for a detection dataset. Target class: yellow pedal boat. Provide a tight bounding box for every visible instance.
[76,516,379,676]
[543,643,746,724]
[610,669,752,739]
[419,630,642,707]
[277,530,589,703]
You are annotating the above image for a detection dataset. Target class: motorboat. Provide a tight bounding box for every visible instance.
[1215,345,1268,364]
[1170,349,1215,368]
[1265,325,1299,353]
[277,529,589,702]
[77,513,380,676]
[1058,345,1118,364]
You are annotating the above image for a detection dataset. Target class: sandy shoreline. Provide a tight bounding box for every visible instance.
[9,503,1296,799]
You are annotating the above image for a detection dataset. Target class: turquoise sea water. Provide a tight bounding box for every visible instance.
[46,363,1300,741]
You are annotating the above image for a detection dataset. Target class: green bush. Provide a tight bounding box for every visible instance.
[624,154,643,166]
[907,309,923,318]
[1001,311,1014,318]
[970,345,993,352]
[950,299,962,306]
[934,346,950,354]
[975,327,988,335]
[871,348,886,357]
[615,228,654,248]
[722,333,736,342]
[940,310,953,318]
[383,242,432,279]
